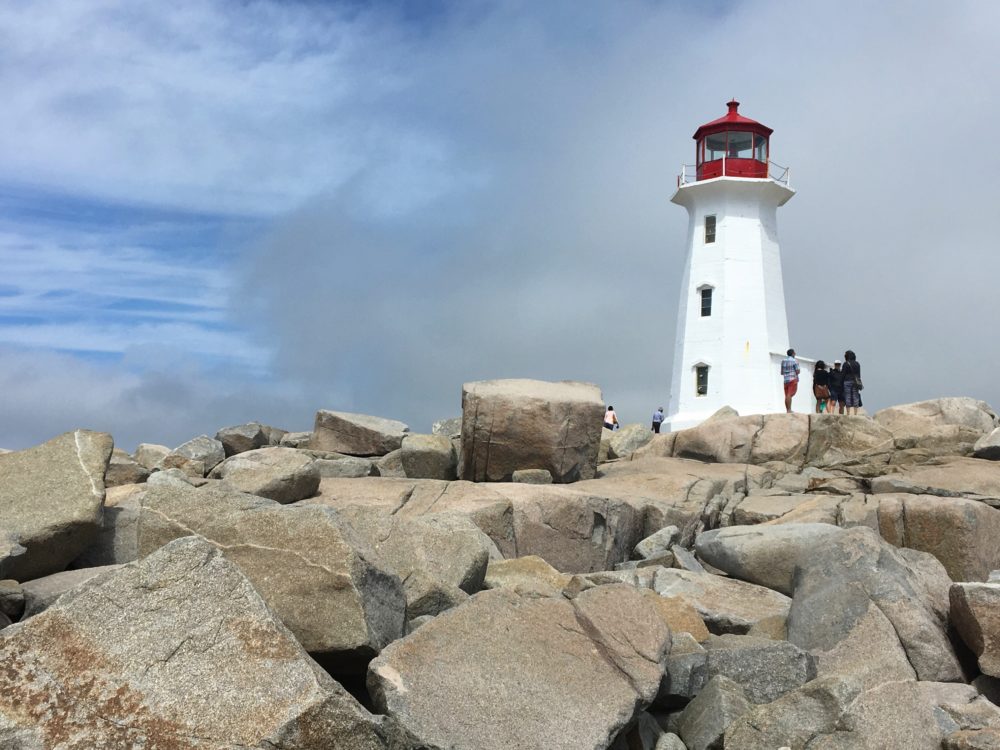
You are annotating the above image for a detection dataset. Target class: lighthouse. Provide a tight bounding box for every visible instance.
[665,100,811,431]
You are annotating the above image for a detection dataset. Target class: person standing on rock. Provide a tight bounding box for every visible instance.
[604,406,619,431]
[651,407,665,433]
[813,361,831,413]
[828,359,846,414]
[781,349,800,413]
[842,350,863,416]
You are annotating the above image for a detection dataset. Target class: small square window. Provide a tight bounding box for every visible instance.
[700,288,712,317]
[696,365,709,396]
[705,215,716,244]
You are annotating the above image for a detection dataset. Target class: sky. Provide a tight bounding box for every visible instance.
[1,0,998,451]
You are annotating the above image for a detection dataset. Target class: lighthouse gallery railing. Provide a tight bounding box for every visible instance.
[677,159,791,187]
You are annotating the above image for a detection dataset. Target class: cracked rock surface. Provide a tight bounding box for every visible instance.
[0,536,404,750]
[367,584,670,750]
[0,430,112,582]
[138,483,405,666]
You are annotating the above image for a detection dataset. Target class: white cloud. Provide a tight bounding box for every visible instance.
[2,0,1000,451]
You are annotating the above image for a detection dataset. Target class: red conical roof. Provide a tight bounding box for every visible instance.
[693,100,773,141]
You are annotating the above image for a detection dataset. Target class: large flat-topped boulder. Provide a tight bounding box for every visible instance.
[874,397,997,457]
[459,378,604,483]
[312,409,410,456]
[139,483,405,667]
[0,536,401,749]
[367,584,669,750]
[0,430,113,581]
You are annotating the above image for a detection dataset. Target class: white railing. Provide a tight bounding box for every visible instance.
[676,159,791,188]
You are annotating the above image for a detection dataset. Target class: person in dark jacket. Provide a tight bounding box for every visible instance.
[828,359,846,414]
[842,350,862,416]
[813,361,831,413]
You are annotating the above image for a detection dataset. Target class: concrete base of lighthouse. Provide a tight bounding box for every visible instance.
[665,354,816,432]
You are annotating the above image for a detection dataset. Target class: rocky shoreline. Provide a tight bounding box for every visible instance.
[3,379,1000,749]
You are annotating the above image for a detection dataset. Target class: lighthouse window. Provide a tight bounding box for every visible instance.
[704,215,716,244]
[695,365,709,396]
[705,133,727,161]
[754,134,768,162]
[700,287,713,317]
[728,131,753,159]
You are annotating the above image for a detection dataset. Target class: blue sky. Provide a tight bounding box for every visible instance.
[1,0,998,450]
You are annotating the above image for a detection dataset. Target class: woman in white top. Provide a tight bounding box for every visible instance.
[603,406,619,431]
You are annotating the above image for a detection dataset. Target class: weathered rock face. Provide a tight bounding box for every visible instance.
[104,448,150,487]
[652,568,791,635]
[483,555,572,598]
[676,674,750,750]
[663,633,815,706]
[951,581,1000,678]
[431,416,462,439]
[20,564,122,618]
[367,584,670,750]
[312,409,410,457]
[871,457,1000,507]
[728,677,1000,750]
[695,524,845,596]
[69,485,144,568]
[634,525,680,561]
[0,430,113,582]
[874,397,997,457]
[511,468,553,484]
[208,446,320,503]
[399,434,456,480]
[975,427,1000,460]
[314,455,377,478]
[0,536,402,749]
[133,442,169,470]
[876,493,1000,581]
[787,526,962,686]
[138,484,405,666]
[167,434,226,475]
[0,579,25,621]
[608,423,654,459]
[342,513,494,618]
[459,378,604,483]
[0,534,26,580]
[215,421,268,456]
[805,414,895,473]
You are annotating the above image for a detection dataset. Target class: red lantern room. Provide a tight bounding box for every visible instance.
[693,100,772,181]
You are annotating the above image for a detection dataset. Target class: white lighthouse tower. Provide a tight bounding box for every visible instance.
[665,100,810,431]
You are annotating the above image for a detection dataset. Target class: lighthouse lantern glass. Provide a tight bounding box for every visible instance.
[754,134,767,162]
[728,131,753,159]
[705,133,726,161]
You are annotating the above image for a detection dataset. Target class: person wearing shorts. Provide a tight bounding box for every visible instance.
[781,348,800,413]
